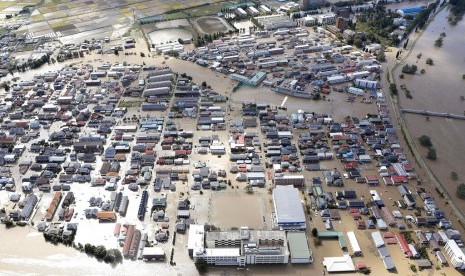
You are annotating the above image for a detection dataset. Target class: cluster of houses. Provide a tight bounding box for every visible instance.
[181,24,381,100]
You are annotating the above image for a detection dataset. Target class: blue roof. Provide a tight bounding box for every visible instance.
[400,7,424,15]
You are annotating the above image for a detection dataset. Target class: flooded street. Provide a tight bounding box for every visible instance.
[394,7,465,210]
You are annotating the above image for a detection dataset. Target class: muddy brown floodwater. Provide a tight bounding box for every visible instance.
[394,7,465,212]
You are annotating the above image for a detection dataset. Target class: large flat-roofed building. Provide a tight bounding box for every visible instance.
[188,224,205,257]
[445,240,465,269]
[273,185,306,229]
[274,175,305,186]
[255,14,298,30]
[287,232,313,263]
[199,227,289,266]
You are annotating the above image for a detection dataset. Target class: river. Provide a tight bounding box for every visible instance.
[394,6,465,210]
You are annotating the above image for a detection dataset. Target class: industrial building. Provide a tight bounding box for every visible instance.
[255,15,298,30]
[273,186,306,230]
[287,232,313,263]
[445,240,465,269]
[192,226,290,267]
[274,175,305,186]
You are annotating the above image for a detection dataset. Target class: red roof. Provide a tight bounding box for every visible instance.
[383,232,395,239]
[385,238,397,244]
[396,233,412,257]
[391,175,408,183]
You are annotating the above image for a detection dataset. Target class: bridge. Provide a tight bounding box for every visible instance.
[401,109,465,120]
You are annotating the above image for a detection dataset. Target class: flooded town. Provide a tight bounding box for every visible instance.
[1,0,465,275]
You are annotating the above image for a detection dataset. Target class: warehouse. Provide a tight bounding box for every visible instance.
[323,255,355,273]
[20,194,38,220]
[346,231,362,256]
[372,231,384,248]
[273,186,306,230]
[274,175,305,186]
[287,232,313,263]
[142,247,165,261]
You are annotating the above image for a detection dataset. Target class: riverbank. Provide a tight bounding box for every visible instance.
[391,6,465,221]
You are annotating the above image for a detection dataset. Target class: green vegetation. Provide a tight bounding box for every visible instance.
[427,148,437,160]
[419,135,432,147]
[402,64,417,74]
[457,183,465,199]
[359,267,372,274]
[355,5,400,46]
[405,1,439,33]
[376,51,386,62]
[3,219,15,229]
[417,245,430,260]
[0,82,10,92]
[426,58,434,65]
[389,83,398,95]
[195,258,208,273]
[402,231,414,243]
[410,264,418,272]
[400,84,413,99]
[435,37,443,47]
[312,227,319,237]
[449,0,465,24]
[83,243,122,264]
[420,69,426,74]
[43,232,74,246]
[452,171,459,180]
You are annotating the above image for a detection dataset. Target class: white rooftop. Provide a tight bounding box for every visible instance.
[323,254,355,272]
[188,224,205,251]
[204,248,241,257]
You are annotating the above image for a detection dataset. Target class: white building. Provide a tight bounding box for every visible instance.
[200,227,289,267]
[255,14,298,30]
[347,231,362,256]
[323,255,356,273]
[188,224,205,257]
[274,175,305,186]
[317,13,336,25]
[445,240,465,269]
[273,186,306,229]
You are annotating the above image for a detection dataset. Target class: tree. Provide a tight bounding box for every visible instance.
[353,38,363,48]
[389,83,398,95]
[451,171,459,181]
[376,51,386,62]
[195,258,208,273]
[84,243,95,255]
[457,183,465,199]
[311,227,318,237]
[418,135,432,147]
[94,245,107,259]
[427,148,437,160]
[402,64,417,74]
[426,58,434,65]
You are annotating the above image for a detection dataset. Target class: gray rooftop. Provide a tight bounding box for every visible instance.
[287,232,312,260]
[273,185,306,225]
